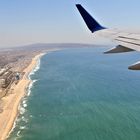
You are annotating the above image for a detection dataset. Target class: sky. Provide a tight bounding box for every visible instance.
[0,0,140,48]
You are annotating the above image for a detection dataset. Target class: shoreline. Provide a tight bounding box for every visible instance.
[0,53,45,140]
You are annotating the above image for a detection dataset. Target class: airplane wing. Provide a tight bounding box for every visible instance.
[76,4,140,70]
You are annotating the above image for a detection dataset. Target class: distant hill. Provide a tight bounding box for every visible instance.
[15,43,107,51]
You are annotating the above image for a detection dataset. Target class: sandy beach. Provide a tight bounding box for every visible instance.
[0,53,44,140]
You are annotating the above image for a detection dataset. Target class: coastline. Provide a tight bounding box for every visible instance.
[0,53,44,140]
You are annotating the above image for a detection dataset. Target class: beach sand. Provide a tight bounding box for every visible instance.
[0,53,44,140]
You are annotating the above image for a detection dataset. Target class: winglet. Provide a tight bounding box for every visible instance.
[76,4,106,33]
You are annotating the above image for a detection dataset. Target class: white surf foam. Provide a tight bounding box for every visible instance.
[20,107,26,115]
[21,116,28,123]
[20,126,26,130]
[17,130,21,137]
[22,100,27,108]
[27,79,37,96]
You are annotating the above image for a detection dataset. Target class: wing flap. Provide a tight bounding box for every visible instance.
[104,45,134,54]
[128,61,140,70]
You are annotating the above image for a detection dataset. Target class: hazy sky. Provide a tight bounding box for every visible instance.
[0,0,140,47]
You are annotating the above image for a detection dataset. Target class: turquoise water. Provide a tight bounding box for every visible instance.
[8,47,140,140]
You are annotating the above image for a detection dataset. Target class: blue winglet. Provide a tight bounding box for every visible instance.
[76,4,106,33]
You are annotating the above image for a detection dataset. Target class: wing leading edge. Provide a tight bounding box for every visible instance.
[76,4,140,70]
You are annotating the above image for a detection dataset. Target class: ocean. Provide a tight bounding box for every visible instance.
[8,47,140,140]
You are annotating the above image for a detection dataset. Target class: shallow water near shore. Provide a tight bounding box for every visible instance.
[8,47,140,140]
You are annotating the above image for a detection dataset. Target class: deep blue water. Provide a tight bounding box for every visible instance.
[8,47,140,140]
